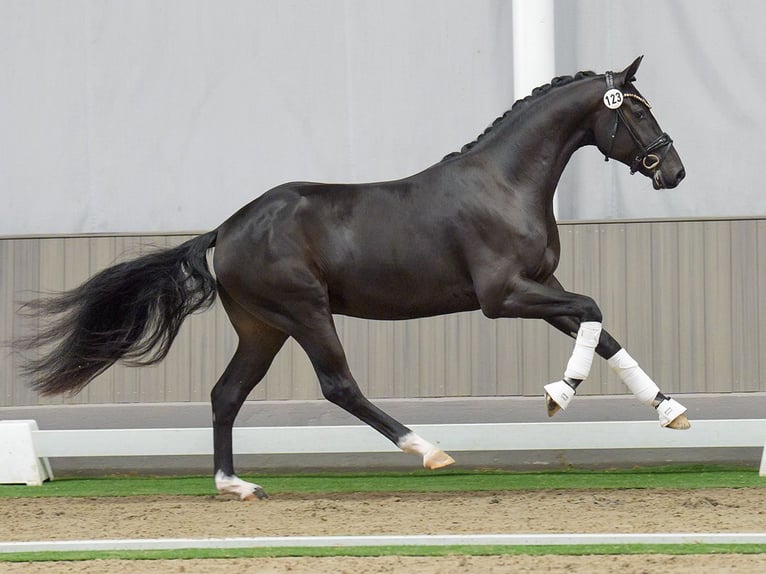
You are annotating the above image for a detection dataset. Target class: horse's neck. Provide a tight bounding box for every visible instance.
[478,82,600,197]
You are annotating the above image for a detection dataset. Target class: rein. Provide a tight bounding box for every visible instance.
[603,71,673,173]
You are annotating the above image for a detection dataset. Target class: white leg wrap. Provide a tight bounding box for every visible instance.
[607,348,660,405]
[543,380,576,410]
[564,321,602,381]
[656,397,688,427]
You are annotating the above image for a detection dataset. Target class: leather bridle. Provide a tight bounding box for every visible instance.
[603,71,674,174]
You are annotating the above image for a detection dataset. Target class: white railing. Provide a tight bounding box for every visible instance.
[2,419,766,485]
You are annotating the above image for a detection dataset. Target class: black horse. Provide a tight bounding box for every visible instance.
[17,57,688,500]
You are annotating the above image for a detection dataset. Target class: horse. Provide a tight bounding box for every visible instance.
[16,56,688,500]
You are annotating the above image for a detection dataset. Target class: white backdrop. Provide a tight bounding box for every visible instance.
[554,0,766,221]
[1,0,764,235]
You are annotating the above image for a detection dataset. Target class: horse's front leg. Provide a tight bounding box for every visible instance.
[475,272,605,409]
[543,276,689,429]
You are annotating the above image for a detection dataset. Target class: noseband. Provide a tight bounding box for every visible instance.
[603,71,673,174]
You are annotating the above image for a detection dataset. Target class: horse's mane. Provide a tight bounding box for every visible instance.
[442,70,597,161]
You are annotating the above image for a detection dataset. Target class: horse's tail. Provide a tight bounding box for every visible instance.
[15,230,219,396]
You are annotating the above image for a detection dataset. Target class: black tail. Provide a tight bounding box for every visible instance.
[14,230,219,396]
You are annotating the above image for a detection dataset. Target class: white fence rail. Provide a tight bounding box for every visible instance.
[2,419,766,485]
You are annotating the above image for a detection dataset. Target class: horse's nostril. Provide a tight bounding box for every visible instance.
[676,167,686,182]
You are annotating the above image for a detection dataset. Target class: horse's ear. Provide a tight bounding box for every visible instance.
[620,55,644,84]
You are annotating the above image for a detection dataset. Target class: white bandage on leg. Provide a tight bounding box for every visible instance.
[564,321,602,381]
[607,348,660,405]
[543,379,576,410]
[656,397,687,427]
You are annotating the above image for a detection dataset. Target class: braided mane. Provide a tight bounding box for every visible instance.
[442,70,597,161]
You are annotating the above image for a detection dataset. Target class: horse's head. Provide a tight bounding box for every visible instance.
[593,56,685,190]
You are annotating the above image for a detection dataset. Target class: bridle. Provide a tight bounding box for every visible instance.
[603,71,674,174]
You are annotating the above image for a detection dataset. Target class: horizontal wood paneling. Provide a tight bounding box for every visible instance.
[2,219,764,406]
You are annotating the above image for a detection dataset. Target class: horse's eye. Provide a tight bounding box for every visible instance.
[633,110,646,120]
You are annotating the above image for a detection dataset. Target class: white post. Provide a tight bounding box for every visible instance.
[0,420,53,485]
[512,0,557,215]
[512,0,556,101]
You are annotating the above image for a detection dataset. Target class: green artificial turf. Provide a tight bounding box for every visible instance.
[1,543,766,562]
[0,464,762,499]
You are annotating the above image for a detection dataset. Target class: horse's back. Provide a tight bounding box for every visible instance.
[213,178,481,320]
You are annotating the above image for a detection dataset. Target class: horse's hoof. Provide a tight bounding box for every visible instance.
[657,397,689,429]
[543,380,575,417]
[243,486,269,501]
[545,392,561,417]
[424,449,455,470]
[666,413,691,430]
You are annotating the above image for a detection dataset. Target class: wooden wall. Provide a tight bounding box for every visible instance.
[2,218,764,406]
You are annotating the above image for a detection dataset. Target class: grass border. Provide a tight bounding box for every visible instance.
[1,543,766,562]
[0,464,763,498]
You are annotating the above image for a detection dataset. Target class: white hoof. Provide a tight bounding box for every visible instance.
[657,398,690,429]
[215,471,268,501]
[543,380,575,417]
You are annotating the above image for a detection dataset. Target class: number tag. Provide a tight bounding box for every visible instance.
[603,88,623,109]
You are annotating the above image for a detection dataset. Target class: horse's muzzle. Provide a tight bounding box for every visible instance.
[653,166,685,190]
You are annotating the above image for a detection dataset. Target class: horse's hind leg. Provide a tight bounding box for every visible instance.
[211,294,288,500]
[544,312,690,429]
[291,310,455,469]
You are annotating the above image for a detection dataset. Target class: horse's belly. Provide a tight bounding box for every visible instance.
[328,275,480,320]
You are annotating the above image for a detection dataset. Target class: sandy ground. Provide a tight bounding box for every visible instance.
[1,488,765,573]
